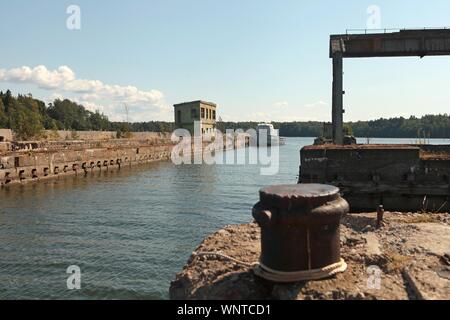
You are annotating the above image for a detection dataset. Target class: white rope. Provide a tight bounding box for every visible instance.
[193,251,347,282]
[255,259,347,282]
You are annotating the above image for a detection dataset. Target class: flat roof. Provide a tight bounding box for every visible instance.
[173,100,217,108]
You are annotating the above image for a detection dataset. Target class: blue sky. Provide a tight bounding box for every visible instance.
[1,0,450,122]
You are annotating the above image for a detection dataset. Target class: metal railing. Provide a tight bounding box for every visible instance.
[345,27,450,35]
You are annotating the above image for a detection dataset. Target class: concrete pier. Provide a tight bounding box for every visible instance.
[299,144,450,212]
[170,212,450,300]
[0,140,174,186]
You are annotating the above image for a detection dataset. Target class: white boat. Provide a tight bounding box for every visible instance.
[256,123,285,146]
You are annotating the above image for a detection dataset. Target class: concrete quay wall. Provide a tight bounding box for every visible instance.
[0,144,173,186]
[0,134,250,187]
[41,130,172,141]
[299,144,450,212]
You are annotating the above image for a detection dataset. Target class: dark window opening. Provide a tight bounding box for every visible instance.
[5,172,11,184]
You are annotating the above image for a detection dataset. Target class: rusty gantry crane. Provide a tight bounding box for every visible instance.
[330,28,450,144]
[299,28,450,212]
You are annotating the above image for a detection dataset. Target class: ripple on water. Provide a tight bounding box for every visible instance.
[2,137,426,299]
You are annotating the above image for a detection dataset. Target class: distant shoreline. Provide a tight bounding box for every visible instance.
[278,136,450,140]
[2,91,450,140]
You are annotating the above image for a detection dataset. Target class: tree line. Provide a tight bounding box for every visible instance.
[0,90,175,139]
[219,117,450,139]
[1,90,450,139]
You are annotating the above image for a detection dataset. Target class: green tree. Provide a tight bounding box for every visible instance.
[0,99,8,128]
[89,111,110,131]
[10,106,44,140]
[343,124,353,136]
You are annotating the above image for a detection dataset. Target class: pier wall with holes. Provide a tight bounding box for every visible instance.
[0,142,173,186]
[299,144,450,212]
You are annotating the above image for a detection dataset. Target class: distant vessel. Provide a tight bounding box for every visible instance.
[256,123,285,146]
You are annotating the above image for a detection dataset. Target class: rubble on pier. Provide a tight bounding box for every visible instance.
[170,212,450,300]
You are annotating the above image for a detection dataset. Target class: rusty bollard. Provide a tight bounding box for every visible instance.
[376,205,384,229]
[252,184,349,282]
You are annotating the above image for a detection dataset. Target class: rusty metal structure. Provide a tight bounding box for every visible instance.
[299,144,450,212]
[330,28,450,144]
[252,184,349,282]
[298,29,450,213]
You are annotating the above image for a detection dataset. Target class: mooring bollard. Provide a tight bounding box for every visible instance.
[376,205,384,229]
[252,184,349,282]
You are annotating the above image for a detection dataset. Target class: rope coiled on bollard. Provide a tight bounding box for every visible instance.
[254,259,347,282]
[193,251,347,282]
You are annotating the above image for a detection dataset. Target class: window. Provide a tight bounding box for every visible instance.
[191,108,197,119]
[212,110,216,120]
[201,108,205,119]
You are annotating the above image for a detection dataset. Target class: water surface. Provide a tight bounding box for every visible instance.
[0,137,448,299]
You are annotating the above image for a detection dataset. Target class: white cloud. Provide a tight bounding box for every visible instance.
[0,65,170,121]
[45,92,64,104]
[305,100,328,108]
[273,101,288,108]
[247,112,275,122]
[248,113,322,122]
[0,65,76,89]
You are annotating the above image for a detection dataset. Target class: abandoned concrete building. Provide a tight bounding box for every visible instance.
[173,100,217,135]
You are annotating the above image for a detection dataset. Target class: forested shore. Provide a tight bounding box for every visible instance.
[1,91,449,139]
